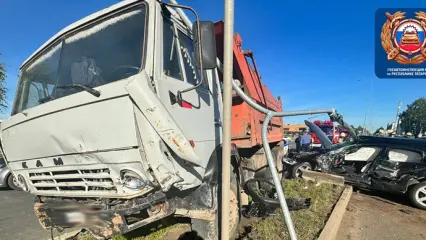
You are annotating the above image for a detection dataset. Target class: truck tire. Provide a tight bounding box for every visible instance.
[191,166,240,240]
[408,182,426,210]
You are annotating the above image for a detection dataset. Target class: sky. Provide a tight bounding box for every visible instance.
[0,0,425,131]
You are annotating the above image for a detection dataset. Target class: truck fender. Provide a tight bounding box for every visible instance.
[202,143,241,186]
[126,71,203,167]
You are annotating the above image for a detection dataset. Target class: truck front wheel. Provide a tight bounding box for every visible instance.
[191,166,240,239]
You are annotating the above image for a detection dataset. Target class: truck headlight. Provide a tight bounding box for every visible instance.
[17,175,28,191]
[121,170,146,189]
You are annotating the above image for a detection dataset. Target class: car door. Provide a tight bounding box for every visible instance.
[341,145,383,174]
[153,14,221,164]
[371,147,425,192]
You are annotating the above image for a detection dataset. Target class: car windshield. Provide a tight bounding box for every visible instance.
[12,5,147,114]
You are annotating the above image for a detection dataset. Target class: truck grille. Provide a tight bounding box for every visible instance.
[28,168,117,193]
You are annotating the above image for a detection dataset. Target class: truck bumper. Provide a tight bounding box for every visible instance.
[34,191,174,238]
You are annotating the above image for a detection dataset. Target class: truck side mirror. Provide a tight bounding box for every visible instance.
[192,21,217,70]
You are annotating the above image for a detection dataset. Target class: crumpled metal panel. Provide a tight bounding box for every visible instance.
[126,71,202,167]
[133,107,184,191]
[2,81,138,162]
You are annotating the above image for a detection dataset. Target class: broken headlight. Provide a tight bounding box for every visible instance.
[121,170,147,190]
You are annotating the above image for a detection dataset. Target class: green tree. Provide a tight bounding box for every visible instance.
[354,125,364,134]
[399,98,426,135]
[374,127,384,135]
[0,56,7,112]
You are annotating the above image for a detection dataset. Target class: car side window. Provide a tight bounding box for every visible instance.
[387,149,422,163]
[163,18,183,80]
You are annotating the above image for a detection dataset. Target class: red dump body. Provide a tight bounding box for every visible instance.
[214,21,284,149]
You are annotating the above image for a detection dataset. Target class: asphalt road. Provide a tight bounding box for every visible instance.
[337,191,426,240]
[0,189,51,240]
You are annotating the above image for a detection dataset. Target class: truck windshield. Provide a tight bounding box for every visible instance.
[12,5,146,114]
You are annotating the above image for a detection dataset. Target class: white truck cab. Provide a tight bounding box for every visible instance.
[1,1,231,238]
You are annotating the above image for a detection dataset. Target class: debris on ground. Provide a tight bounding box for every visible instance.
[399,209,415,215]
[68,219,190,240]
[68,179,343,240]
[241,178,311,218]
[237,179,344,240]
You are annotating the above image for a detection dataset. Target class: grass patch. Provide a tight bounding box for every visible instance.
[71,218,189,240]
[111,223,186,240]
[239,179,344,240]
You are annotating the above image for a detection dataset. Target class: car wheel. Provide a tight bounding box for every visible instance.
[7,174,22,191]
[409,182,426,210]
[291,162,312,178]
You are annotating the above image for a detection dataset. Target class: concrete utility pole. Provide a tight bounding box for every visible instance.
[362,79,373,135]
[221,0,234,239]
[394,101,402,133]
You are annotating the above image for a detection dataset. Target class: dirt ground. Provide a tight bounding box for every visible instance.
[336,190,426,240]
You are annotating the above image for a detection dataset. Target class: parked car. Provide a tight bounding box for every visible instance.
[0,157,21,190]
[283,120,426,210]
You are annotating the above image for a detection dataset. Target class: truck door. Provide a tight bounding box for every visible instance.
[153,15,221,164]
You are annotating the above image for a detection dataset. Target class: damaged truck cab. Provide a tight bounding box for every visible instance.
[0,0,286,238]
[2,0,226,238]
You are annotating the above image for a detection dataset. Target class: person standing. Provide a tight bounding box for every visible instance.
[300,130,311,152]
[295,133,301,153]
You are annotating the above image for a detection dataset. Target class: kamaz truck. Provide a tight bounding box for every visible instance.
[0,0,285,239]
